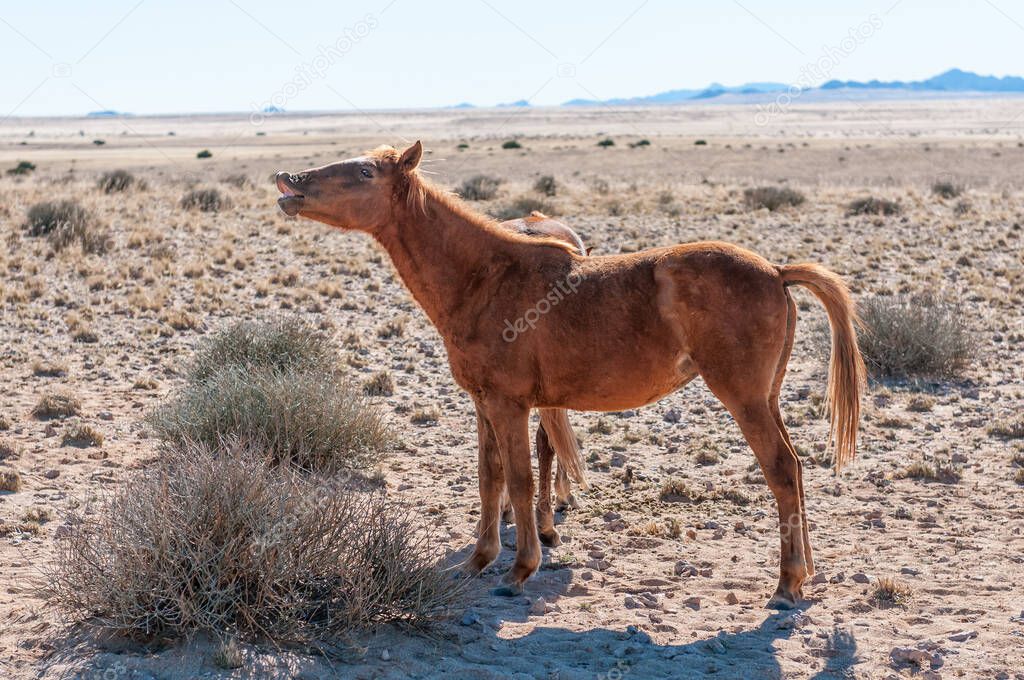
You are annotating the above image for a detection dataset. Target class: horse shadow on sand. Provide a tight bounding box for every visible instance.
[400,536,862,680]
[39,534,860,680]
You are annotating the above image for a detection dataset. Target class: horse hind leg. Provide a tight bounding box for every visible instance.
[770,289,814,577]
[535,424,561,547]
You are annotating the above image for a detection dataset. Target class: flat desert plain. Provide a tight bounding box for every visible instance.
[1,99,1023,679]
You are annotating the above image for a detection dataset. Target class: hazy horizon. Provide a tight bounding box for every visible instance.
[2,0,1024,118]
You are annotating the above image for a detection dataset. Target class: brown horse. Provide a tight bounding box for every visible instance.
[275,142,865,609]
[498,211,588,544]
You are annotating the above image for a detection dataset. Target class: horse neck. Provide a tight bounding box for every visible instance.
[374,192,505,334]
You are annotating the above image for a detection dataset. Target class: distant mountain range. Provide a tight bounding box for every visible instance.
[538,69,1024,107]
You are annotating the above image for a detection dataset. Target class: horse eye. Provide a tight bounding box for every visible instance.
[360,168,372,178]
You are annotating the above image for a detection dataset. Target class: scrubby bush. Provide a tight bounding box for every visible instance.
[221,173,253,189]
[931,181,963,199]
[492,196,556,221]
[47,441,458,644]
[457,174,502,201]
[196,149,213,159]
[597,138,615,148]
[98,169,136,193]
[846,196,901,216]
[7,160,35,176]
[149,365,388,471]
[189,316,335,383]
[180,188,230,212]
[629,139,651,148]
[24,200,109,253]
[743,186,805,211]
[501,140,522,150]
[845,293,971,380]
[533,175,557,197]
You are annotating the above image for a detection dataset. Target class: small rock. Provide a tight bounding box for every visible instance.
[830,572,845,584]
[681,596,701,610]
[811,573,827,584]
[610,452,627,468]
[663,408,681,423]
[890,645,944,669]
[900,567,921,576]
[43,469,60,479]
[948,630,977,642]
[851,572,870,584]
[725,592,739,605]
[98,411,114,421]
[380,649,391,661]
[529,597,547,616]
[674,560,697,577]
[460,611,480,626]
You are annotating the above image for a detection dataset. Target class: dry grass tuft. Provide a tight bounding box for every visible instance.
[846,196,901,216]
[457,175,503,201]
[0,440,20,461]
[931,181,963,199]
[98,169,137,194]
[0,469,22,492]
[32,392,82,420]
[46,441,459,645]
[988,416,1024,440]
[743,186,805,211]
[906,395,935,412]
[870,576,913,608]
[659,478,705,503]
[362,371,395,397]
[24,200,110,253]
[492,196,557,221]
[62,423,104,448]
[533,175,557,197]
[180,188,231,213]
[899,459,961,484]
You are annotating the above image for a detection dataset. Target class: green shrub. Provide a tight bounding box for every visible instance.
[501,140,522,150]
[596,138,615,148]
[47,441,457,643]
[196,149,213,159]
[457,174,503,201]
[629,139,651,148]
[7,161,36,175]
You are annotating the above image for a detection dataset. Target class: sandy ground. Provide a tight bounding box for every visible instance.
[1,101,1023,679]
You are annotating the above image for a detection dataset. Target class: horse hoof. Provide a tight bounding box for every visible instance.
[491,583,523,597]
[539,529,561,548]
[766,593,799,610]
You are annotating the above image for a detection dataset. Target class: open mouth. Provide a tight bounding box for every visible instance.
[275,172,305,216]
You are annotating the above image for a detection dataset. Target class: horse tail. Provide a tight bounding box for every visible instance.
[778,263,866,472]
[539,408,588,490]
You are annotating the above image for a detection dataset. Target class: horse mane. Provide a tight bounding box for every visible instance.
[368,145,578,256]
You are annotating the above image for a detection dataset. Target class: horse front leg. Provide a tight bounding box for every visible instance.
[484,400,540,596]
[466,406,504,575]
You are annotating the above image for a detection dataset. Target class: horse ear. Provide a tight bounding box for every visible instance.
[399,141,423,173]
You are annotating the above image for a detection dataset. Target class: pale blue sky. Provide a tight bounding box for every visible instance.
[2,0,1022,117]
